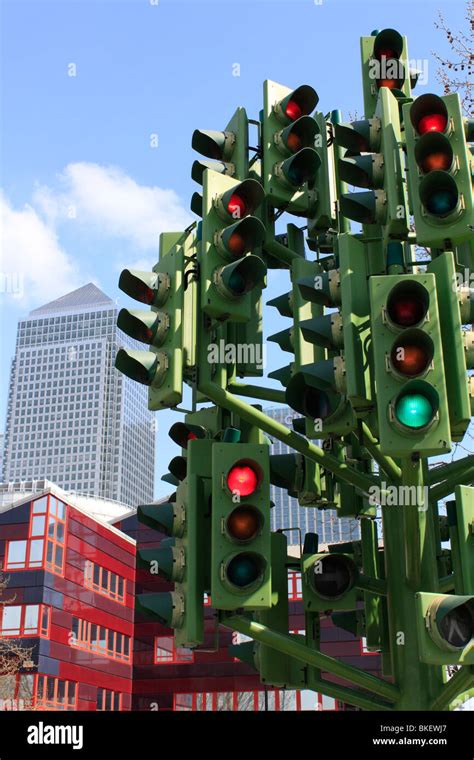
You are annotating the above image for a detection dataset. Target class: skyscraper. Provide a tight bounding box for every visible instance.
[265,407,360,544]
[2,283,155,506]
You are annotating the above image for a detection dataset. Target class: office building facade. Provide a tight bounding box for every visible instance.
[2,283,155,507]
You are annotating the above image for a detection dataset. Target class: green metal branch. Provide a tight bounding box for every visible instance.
[430,465,474,503]
[223,615,401,703]
[263,237,300,266]
[199,380,383,497]
[308,676,392,712]
[356,573,387,596]
[358,422,402,483]
[227,382,286,404]
[429,666,474,711]
[427,455,474,485]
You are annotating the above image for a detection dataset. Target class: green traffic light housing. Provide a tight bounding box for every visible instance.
[274,147,321,189]
[339,190,387,225]
[297,269,341,308]
[335,118,381,154]
[117,308,169,346]
[273,84,319,124]
[274,115,319,156]
[169,421,207,449]
[136,591,184,628]
[191,159,235,184]
[118,269,170,307]
[338,154,384,189]
[137,500,185,537]
[192,129,235,161]
[136,546,185,582]
[299,313,344,350]
[214,179,265,221]
[214,216,266,259]
[115,348,167,387]
[215,255,266,300]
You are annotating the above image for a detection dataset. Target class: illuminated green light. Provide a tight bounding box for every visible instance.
[395,392,434,429]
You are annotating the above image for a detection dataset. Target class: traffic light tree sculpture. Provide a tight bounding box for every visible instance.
[115,27,474,711]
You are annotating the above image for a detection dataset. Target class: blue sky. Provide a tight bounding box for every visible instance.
[1,0,468,499]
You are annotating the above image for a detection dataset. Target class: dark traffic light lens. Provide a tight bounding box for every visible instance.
[227,270,246,294]
[285,99,302,121]
[438,605,473,649]
[425,188,458,216]
[286,131,303,153]
[227,232,246,257]
[386,282,429,327]
[418,113,447,135]
[227,507,261,542]
[311,555,357,600]
[394,392,434,429]
[227,463,259,496]
[303,388,331,419]
[226,553,261,588]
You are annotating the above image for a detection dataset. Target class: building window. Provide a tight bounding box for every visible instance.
[97,688,122,711]
[4,495,66,575]
[84,561,125,604]
[71,617,131,662]
[288,571,302,600]
[0,605,50,638]
[154,637,194,665]
[36,676,77,710]
[360,636,380,656]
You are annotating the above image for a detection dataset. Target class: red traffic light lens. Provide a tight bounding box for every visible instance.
[227,507,261,542]
[187,432,197,441]
[377,47,397,59]
[386,282,429,328]
[391,343,431,377]
[418,113,447,135]
[285,99,302,121]
[286,131,303,153]
[389,298,425,326]
[227,463,259,497]
[227,193,247,219]
[420,151,452,173]
[227,232,246,256]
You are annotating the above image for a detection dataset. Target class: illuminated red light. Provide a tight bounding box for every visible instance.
[138,285,154,305]
[377,78,399,90]
[187,432,197,441]
[285,99,302,121]
[227,464,258,497]
[417,113,447,135]
[227,193,247,219]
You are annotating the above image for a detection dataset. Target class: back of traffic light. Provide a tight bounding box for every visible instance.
[403,93,474,248]
[200,171,267,323]
[302,543,360,613]
[369,273,451,456]
[136,437,213,648]
[115,230,197,410]
[211,442,272,610]
[192,106,250,182]
[336,88,410,240]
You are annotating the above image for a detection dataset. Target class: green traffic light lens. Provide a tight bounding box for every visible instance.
[226,553,263,588]
[394,392,434,429]
[228,270,245,294]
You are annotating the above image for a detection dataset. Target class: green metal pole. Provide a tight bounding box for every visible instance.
[223,615,400,703]
[382,458,444,709]
[308,676,392,712]
[200,380,382,496]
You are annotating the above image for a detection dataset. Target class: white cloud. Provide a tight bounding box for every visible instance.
[0,193,82,305]
[33,162,193,250]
